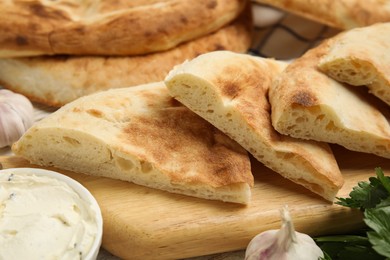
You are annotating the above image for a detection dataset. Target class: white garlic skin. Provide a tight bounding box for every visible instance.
[0,89,34,148]
[245,207,324,260]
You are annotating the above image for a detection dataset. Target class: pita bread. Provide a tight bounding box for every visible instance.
[165,51,343,201]
[0,9,252,108]
[0,0,246,57]
[318,22,390,106]
[12,82,253,204]
[253,0,390,29]
[269,38,390,159]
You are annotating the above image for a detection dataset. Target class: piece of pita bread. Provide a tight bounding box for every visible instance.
[12,82,253,204]
[165,50,343,201]
[318,22,390,106]
[269,38,390,159]
[0,9,252,108]
[0,0,246,57]
[253,0,390,29]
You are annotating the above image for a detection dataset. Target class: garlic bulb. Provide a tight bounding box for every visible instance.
[245,206,324,260]
[0,89,34,148]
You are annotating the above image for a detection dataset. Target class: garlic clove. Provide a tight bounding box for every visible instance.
[245,206,324,260]
[0,89,34,148]
[245,229,280,259]
[0,105,23,147]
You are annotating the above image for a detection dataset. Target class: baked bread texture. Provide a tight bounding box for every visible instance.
[269,39,390,159]
[319,22,390,106]
[12,82,254,204]
[253,0,390,29]
[0,9,252,107]
[0,0,246,57]
[165,51,343,201]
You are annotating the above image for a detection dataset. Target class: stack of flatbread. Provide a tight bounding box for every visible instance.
[13,51,345,204]
[162,22,390,202]
[10,2,390,205]
[164,51,344,202]
[0,0,252,107]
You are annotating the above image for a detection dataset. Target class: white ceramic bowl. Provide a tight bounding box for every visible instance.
[0,167,103,260]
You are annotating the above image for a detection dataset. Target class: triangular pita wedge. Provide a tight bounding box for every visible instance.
[12,82,253,204]
[0,9,252,108]
[165,51,343,201]
[253,0,390,29]
[319,22,390,106]
[0,0,246,57]
[269,38,390,159]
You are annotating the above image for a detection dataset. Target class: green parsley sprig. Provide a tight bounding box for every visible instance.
[315,167,390,259]
[336,168,390,209]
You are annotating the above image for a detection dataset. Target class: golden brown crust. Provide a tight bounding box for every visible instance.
[253,0,390,29]
[318,23,390,106]
[13,82,254,204]
[0,5,252,107]
[165,51,343,201]
[269,36,390,159]
[119,103,253,187]
[0,0,247,57]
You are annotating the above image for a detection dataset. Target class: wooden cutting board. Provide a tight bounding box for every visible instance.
[1,145,389,260]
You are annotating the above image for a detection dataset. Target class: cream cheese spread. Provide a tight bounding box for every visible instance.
[0,172,98,260]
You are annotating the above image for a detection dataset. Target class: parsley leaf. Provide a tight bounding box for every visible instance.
[336,167,390,209]
[364,200,390,258]
[375,167,390,194]
[329,168,390,259]
[315,235,383,260]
